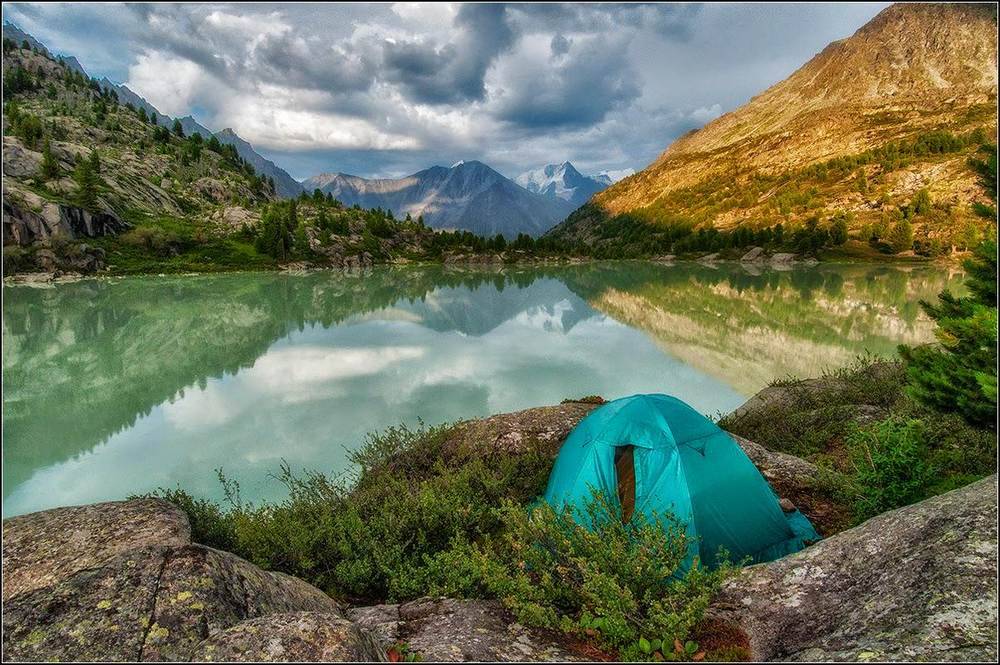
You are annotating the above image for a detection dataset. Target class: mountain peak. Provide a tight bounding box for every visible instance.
[515,162,612,207]
[304,159,575,238]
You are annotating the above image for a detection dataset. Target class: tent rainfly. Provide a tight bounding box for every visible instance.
[542,394,820,569]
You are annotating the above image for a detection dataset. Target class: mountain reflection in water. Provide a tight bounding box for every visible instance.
[2,261,961,516]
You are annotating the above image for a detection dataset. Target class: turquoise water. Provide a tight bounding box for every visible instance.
[2,261,960,516]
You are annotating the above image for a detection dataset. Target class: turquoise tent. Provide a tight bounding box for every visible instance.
[542,394,820,569]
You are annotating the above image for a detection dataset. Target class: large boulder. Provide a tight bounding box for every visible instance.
[139,546,342,661]
[3,187,128,247]
[709,476,998,662]
[2,137,42,178]
[2,498,189,602]
[349,597,588,662]
[443,399,603,457]
[1,498,351,662]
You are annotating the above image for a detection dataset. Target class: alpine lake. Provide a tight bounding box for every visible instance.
[2,260,962,517]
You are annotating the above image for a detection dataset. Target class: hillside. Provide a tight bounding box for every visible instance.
[1,39,279,259]
[0,22,307,204]
[303,160,577,238]
[549,3,998,257]
[1,40,540,275]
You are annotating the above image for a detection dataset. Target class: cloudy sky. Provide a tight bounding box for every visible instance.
[4,2,889,180]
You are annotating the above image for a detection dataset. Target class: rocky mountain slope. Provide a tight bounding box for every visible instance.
[303,160,577,238]
[1,42,274,246]
[2,22,304,202]
[549,3,998,253]
[214,128,303,198]
[515,161,612,207]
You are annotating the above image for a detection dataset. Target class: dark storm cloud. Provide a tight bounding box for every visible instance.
[550,34,571,57]
[494,35,641,129]
[508,2,702,39]
[380,3,517,104]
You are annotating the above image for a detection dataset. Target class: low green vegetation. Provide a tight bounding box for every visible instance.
[151,420,730,661]
[156,422,554,601]
[92,214,277,274]
[721,355,996,527]
[422,495,730,661]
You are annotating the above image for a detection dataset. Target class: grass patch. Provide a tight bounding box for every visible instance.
[91,215,277,274]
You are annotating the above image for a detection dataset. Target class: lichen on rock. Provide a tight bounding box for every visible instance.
[709,475,998,662]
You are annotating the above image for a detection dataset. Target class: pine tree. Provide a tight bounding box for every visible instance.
[72,155,99,210]
[172,119,184,137]
[887,217,913,253]
[40,138,59,180]
[900,234,997,429]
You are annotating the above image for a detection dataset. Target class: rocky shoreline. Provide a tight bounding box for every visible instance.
[2,394,996,662]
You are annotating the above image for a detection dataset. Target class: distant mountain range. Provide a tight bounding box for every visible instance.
[516,162,617,208]
[303,161,577,238]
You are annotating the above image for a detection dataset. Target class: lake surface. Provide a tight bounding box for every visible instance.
[2,261,962,517]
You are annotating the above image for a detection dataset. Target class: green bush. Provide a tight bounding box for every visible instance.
[843,418,935,523]
[152,422,554,602]
[121,225,182,255]
[423,493,729,660]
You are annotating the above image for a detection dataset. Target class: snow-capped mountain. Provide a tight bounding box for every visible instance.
[515,162,630,208]
[595,168,635,184]
[303,160,576,238]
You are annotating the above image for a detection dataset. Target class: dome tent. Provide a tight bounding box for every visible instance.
[542,394,820,569]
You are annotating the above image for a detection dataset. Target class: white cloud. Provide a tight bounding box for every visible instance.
[247,345,426,390]
[390,3,459,31]
[126,51,208,117]
[161,382,235,431]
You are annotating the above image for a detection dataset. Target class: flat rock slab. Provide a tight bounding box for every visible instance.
[190,612,384,662]
[2,498,190,601]
[350,597,587,662]
[711,475,998,662]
